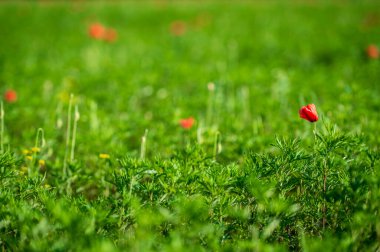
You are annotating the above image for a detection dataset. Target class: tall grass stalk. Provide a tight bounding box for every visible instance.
[34,128,46,150]
[70,105,80,162]
[140,129,148,160]
[63,94,74,176]
[214,131,221,160]
[206,82,215,126]
[28,128,46,177]
[197,121,203,144]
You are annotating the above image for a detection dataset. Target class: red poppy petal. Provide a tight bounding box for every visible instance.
[299,104,318,122]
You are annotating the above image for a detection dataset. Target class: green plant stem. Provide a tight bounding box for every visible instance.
[140,129,148,160]
[214,131,220,160]
[129,176,135,198]
[323,159,327,230]
[313,122,327,230]
[0,101,4,154]
[197,121,203,145]
[70,105,79,162]
[63,94,74,177]
[206,83,215,126]
[30,128,45,177]
[34,128,45,149]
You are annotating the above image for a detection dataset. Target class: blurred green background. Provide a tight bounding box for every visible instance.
[1,1,379,161]
[1,2,380,158]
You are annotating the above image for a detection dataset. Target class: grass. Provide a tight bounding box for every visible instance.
[0,1,380,251]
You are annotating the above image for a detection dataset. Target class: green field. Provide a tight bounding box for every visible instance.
[1,1,380,251]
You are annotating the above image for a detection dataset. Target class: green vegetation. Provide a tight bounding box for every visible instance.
[0,1,379,251]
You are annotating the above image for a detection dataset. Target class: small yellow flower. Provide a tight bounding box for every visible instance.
[99,153,110,159]
[22,149,31,155]
[26,155,33,161]
[44,184,51,189]
[31,147,41,153]
[39,159,46,166]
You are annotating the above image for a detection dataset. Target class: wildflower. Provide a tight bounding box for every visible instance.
[31,147,41,153]
[180,117,195,129]
[44,184,51,189]
[25,155,33,161]
[22,149,31,155]
[170,20,187,36]
[207,82,215,91]
[89,23,106,40]
[88,23,118,42]
[367,44,379,59]
[299,104,318,122]
[39,159,46,167]
[99,153,110,159]
[104,28,117,42]
[4,89,17,103]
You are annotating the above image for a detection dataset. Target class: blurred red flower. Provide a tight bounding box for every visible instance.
[367,44,379,59]
[4,89,17,103]
[170,20,187,36]
[179,117,195,129]
[299,104,318,122]
[89,23,106,40]
[104,28,118,42]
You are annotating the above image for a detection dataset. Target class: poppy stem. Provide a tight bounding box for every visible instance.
[312,121,326,229]
[181,129,189,149]
[322,158,328,230]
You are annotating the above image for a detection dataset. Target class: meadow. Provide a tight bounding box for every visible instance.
[0,1,380,251]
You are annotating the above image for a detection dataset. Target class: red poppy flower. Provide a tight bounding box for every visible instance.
[89,23,106,40]
[170,20,187,36]
[179,117,195,129]
[367,44,379,59]
[104,28,117,42]
[4,89,17,103]
[299,104,318,122]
